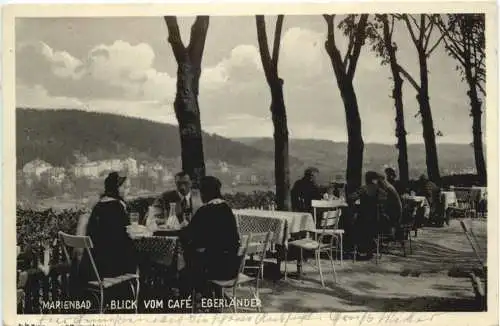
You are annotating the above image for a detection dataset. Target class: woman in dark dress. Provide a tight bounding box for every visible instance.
[179,176,241,298]
[77,172,136,286]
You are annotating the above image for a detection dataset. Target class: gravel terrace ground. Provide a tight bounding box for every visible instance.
[235,218,487,312]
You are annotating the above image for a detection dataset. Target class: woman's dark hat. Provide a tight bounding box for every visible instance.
[105,171,127,190]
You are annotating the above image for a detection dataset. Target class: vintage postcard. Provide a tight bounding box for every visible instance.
[2,1,498,326]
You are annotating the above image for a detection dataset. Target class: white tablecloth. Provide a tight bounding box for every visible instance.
[233,209,316,245]
[441,191,458,210]
[403,195,430,218]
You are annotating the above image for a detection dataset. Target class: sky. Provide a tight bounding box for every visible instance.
[15,15,485,144]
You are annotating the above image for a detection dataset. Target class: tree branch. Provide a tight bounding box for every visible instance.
[423,19,435,50]
[398,64,420,92]
[389,15,396,39]
[402,15,419,46]
[476,81,486,96]
[164,16,186,63]
[346,14,369,80]
[188,16,210,65]
[419,15,426,44]
[256,15,273,81]
[323,14,347,77]
[271,15,284,68]
[426,31,446,57]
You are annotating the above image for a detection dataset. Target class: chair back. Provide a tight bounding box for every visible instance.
[230,234,251,288]
[247,232,273,257]
[320,209,341,229]
[318,209,341,246]
[58,231,102,286]
[312,200,340,227]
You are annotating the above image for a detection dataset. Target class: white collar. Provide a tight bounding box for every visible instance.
[99,196,127,211]
[178,191,191,201]
[204,198,225,206]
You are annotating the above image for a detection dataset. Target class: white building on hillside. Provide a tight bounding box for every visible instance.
[22,159,53,178]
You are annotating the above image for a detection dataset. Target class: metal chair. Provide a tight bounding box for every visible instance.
[208,235,260,313]
[314,209,344,265]
[243,231,273,303]
[58,231,140,313]
[285,211,339,287]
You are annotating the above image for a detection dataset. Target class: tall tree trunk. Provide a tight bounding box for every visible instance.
[165,16,209,189]
[466,71,487,183]
[341,81,364,195]
[417,51,441,183]
[324,14,368,195]
[271,79,291,210]
[174,62,206,188]
[383,15,409,186]
[393,78,409,185]
[256,15,290,211]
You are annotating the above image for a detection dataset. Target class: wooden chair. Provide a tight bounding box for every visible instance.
[58,231,140,313]
[208,235,261,313]
[285,211,339,287]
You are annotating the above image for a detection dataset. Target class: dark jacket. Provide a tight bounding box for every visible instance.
[291,178,323,213]
[151,190,202,223]
[379,180,403,227]
[349,184,390,235]
[78,196,136,283]
[180,199,241,280]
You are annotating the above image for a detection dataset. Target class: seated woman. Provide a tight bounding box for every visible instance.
[178,176,241,297]
[75,172,136,291]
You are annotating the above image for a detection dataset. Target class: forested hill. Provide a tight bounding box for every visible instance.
[16,108,278,168]
[235,137,477,179]
[16,109,476,180]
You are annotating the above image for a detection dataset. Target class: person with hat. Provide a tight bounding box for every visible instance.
[291,167,323,214]
[76,172,136,286]
[384,167,406,195]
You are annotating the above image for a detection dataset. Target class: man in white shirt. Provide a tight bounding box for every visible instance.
[148,171,202,226]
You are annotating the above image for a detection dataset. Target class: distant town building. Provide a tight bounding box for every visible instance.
[219,161,230,174]
[22,159,53,178]
[250,175,259,185]
[44,167,66,185]
[72,158,138,179]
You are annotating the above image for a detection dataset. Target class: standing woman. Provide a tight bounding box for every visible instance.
[77,172,136,286]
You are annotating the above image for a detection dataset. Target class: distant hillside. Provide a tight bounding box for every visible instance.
[16,109,477,184]
[16,108,280,169]
[235,137,477,180]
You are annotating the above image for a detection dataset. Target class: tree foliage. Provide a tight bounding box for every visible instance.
[437,14,485,96]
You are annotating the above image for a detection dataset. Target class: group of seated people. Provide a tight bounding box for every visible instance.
[290,166,444,258]
[72,166,444,300]
[73,171,241,303]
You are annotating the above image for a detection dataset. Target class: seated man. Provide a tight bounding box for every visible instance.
[291,167,323,214]
[348,171,389,258]
[146,171,202,227]
[178,176,241,297]
[384,167,406,195]
[378,174,403,235]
